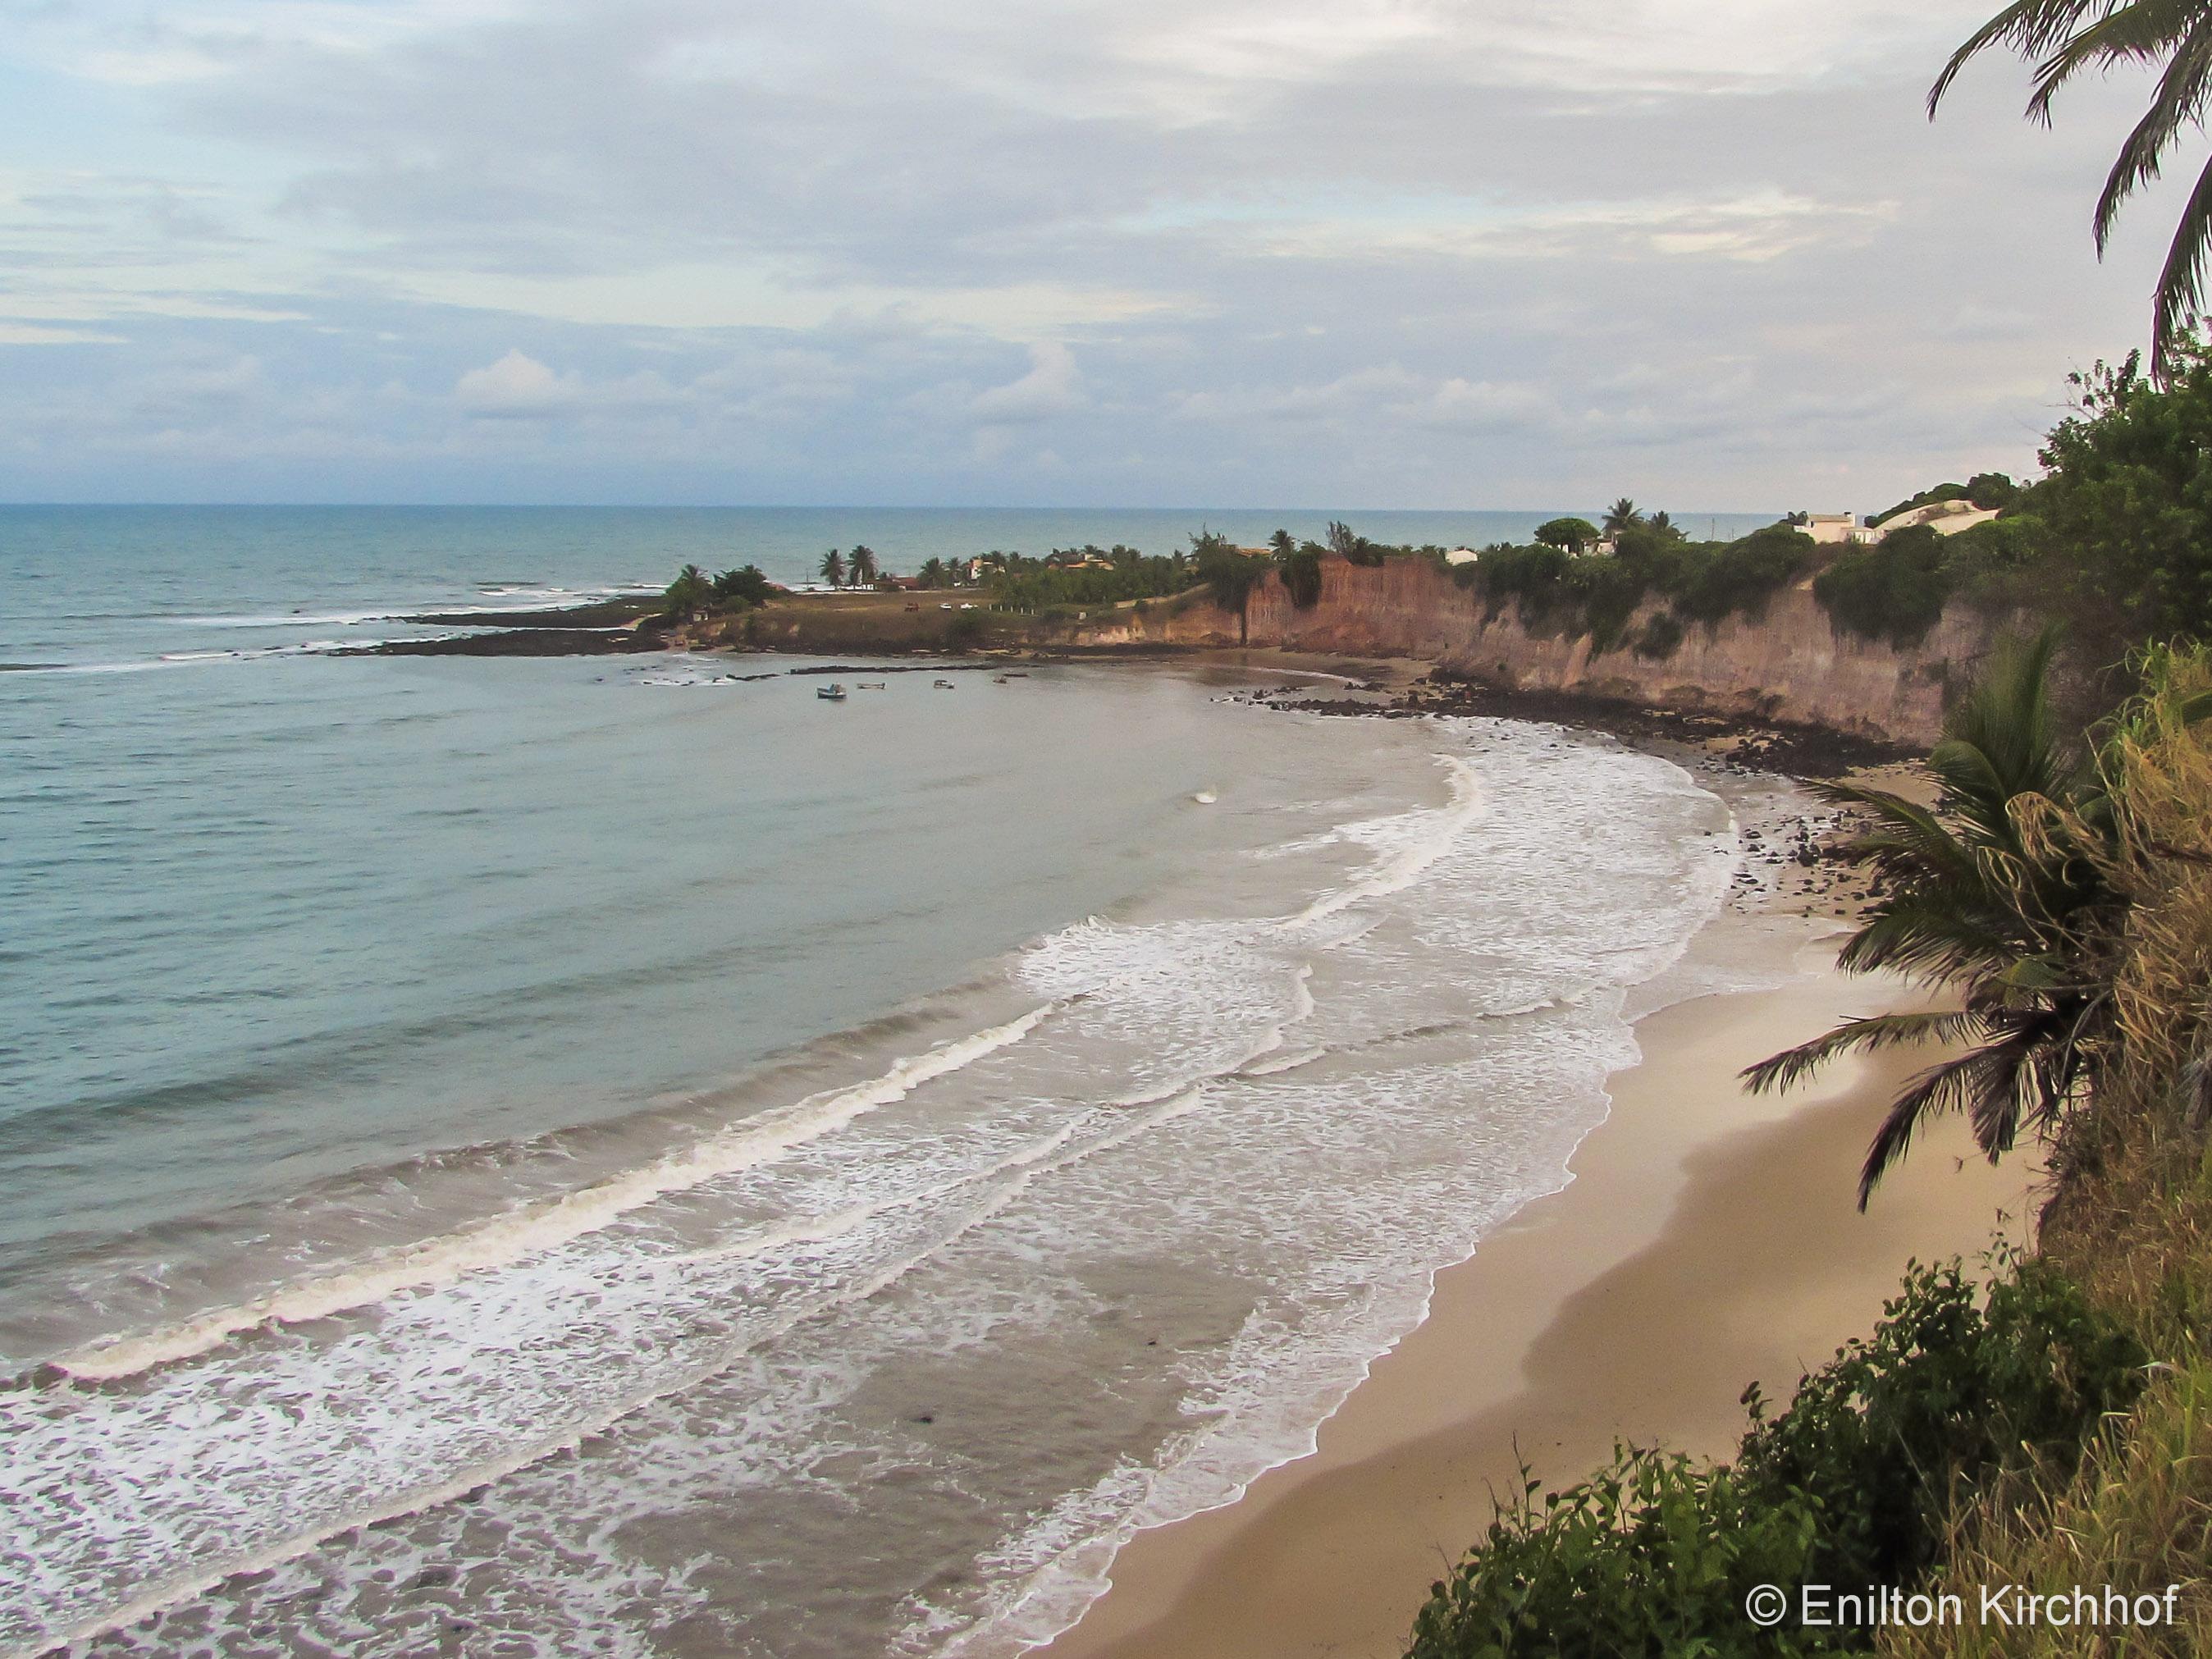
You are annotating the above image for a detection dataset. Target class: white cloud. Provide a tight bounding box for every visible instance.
[0,323,129,345]
[971,341,1086,423]
[455,350,580,417]
[0,0,2165,504]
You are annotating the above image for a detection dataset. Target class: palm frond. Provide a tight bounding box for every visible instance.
[2094,13,2212,251]
[1856,1022,2044,1208]
[1942,625,2067,793]
[2027,0,2202,126]
[2152,153,2212,379]
[1742,1010,1986,1097]
[1930,0,2110,114]
[1834,898,2026,983]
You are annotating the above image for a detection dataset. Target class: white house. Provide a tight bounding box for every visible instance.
[1443,547,1481,567]
[1795,513,1876,546]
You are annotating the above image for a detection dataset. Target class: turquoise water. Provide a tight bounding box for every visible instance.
[0,506,1776,1657]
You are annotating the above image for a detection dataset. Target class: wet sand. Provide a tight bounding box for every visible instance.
[1042,929,2035,1659]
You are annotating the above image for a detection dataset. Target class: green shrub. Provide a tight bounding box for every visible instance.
[1476,544,1573,620]
[1410,1448,1834,1659]
[1736,1259,2144,1590]
[1634,611,1686,659]
[1197,546,1272,610]
[1814,525,1954,646]
[1535,516,1602,553]
[1674,525,1808,624]
[1566,558,1649,651]
[1405,1259,2143,1658]
[1281,548,1325,608]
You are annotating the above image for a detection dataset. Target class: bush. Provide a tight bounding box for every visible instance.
[1634,611,1686,659]
[1405,1259,2144,1658]
[1281,548,1324,608]
[712,564,775,606]
[1566,557,1649,652]
[1476,544,1573,620]
[1672,525,1808,624]
[1534,516,1601,553]
[1814,525,1954,646]
[1198,546,1272,610]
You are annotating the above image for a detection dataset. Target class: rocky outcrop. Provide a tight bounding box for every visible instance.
[1074,555,2011,747]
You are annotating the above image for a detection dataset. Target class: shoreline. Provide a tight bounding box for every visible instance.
[1032,905,2033,1659]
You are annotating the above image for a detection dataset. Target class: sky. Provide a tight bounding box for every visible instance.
[0,0,2195,508]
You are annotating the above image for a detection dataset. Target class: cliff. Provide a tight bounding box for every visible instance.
[1072,555,2009,747]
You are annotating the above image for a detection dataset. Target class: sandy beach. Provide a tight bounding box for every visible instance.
[1043,903,2035,1659]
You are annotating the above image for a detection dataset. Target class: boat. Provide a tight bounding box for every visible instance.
[933,678,955,689]
[816,683,848,701]
[857,681,887,691]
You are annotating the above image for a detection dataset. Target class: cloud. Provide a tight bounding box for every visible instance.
[0,0,2169,505]
[455,350,580,417]
[0,324,129,345]
[971,340,1086,423]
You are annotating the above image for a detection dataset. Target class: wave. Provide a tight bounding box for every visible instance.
[53,1004,1056,1382]
[2,716,1784,1659]
[1282,754,1484,928]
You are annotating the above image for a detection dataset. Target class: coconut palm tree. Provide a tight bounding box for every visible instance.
[819,548,845,587]
[1744,628,2123,1207]
[1648,510,1680,540]
[1931,1,2212,378]
[665,563,713,614]
[1602,497,1643,536]
[848,545,880,587]
[918,556,948,589]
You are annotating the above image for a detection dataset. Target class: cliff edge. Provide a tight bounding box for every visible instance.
[1070,555,2007,747]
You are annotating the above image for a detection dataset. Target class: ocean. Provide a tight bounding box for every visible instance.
[1,505,1785,1657]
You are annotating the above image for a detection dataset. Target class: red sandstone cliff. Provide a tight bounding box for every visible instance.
[1077,555,2009,747]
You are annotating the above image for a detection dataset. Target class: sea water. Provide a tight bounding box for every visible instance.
[1,506,1776,1657]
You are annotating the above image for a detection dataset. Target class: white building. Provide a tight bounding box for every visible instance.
[1796,513,1875,546]
[1443,547,1481,566]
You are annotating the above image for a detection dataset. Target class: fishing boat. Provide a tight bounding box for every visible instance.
[857,681,887,691]
[816,683,848,701]
[933,678,955,689]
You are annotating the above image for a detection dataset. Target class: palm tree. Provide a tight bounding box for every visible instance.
[1269,528,1296,556]
[665,563,713,614]
[1602,497,1643,537]
[848,545,880,587]
[1932,2,2212,378]
[918,556,948,589]
[1648,510,1680,539]
[819,548,845,587]
[1744,628,2123,1207]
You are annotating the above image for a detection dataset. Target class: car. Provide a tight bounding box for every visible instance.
[904,602,920,611]
[940,602,954,610]
[959,602,976,610]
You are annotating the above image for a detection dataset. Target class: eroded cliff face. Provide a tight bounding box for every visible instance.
[1079,555,2008,747]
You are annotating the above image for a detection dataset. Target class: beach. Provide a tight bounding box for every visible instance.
[1044,895,2035,1659]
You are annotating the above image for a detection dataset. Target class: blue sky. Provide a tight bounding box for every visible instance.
[0,0,2188,507]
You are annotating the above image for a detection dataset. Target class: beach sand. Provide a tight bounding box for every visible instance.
[1042,920,2036,1659]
